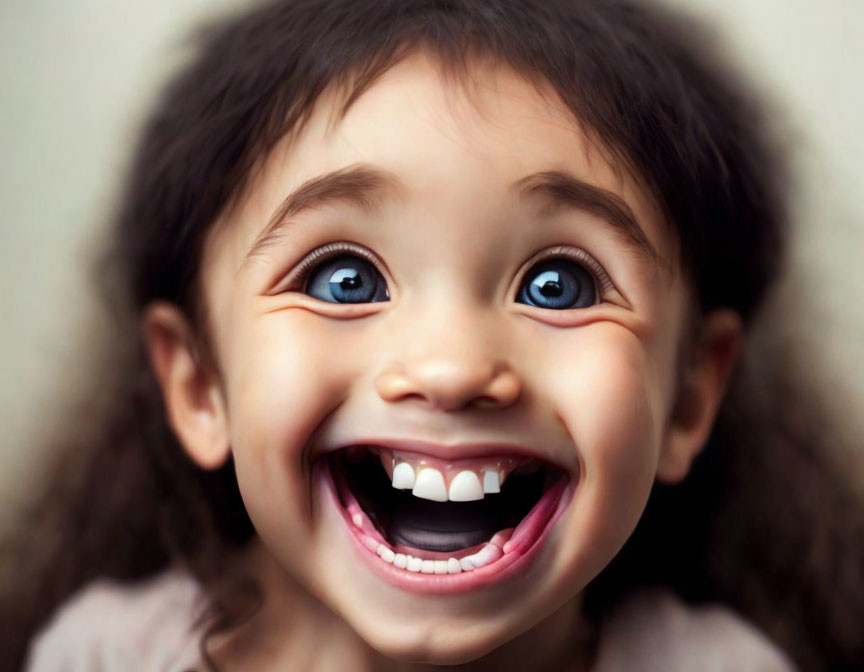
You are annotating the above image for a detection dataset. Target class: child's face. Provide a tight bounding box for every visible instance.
[173,52,720,661]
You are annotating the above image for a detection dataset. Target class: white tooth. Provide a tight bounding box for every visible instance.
[434,560,448,574]
[421,560,435,574]
[377,545,395,563]
[412,468,448,502]
[448,470,484,501]
[480,545,497,564]
[392,462,415,490]
[352,513,363,527]
[459,557,476,571]
[407,556,423,573]
[463,553,482,568]
[466,544,500,568]
[483,470,501,494]
[447,558,462,574]
[394,553,408,569]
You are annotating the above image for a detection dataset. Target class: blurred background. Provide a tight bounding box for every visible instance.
[1,0,862,532]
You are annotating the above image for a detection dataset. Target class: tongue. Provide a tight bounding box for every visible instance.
[385,494,502,552]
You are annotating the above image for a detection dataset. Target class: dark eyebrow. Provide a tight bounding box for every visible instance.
[514,171,664,271]
[243,164,663,272]
[243,164,403,267]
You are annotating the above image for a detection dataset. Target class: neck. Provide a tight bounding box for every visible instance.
[210,539,596,672]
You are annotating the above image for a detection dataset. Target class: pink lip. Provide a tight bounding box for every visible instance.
[316,459,574,595]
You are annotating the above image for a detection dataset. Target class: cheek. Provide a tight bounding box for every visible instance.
[542,325,666,572]
[223,311,359,536]
[578,349,659,524]
[544,324,664,454]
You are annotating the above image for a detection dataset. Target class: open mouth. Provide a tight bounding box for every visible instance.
[324,444,571,585]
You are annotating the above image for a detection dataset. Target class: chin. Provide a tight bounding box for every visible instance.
[356,617,519,666]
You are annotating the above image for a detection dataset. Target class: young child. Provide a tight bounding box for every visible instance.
[5,0,864,670]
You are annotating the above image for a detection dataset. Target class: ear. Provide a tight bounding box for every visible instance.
[657,308,743,484]
[142,302,231,470]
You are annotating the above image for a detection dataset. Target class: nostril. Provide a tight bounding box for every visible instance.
[473,396,505,409]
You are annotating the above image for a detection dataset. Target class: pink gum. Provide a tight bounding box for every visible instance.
[376,447,534,487]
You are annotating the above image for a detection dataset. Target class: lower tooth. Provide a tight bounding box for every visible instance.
[377,544,395,563]
[376,548,479,575]
[360,535,380,553]
[463,543,501,569]
[352,511,377,535]
[490,528,515,548]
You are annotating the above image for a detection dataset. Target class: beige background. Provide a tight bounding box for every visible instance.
[1,0,862,529]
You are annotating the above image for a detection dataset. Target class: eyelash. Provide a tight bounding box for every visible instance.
[287,241,386,291]
[285,241,615,301]
[520,245,615,299]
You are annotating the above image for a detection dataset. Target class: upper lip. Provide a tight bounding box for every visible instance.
[321,437,569,471]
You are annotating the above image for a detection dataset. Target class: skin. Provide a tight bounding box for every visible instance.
[144,52,742,670]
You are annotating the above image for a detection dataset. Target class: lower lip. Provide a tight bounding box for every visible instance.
[317,459,574,594]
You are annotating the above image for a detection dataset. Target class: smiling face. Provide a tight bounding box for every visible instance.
[144,52,741,664]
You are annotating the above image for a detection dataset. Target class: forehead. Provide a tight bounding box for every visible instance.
[204,51,678,293]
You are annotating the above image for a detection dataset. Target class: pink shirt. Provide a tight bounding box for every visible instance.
[26,571,797,671]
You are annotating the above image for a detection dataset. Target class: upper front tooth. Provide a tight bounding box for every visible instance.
[448,470,484,501]
[412,468,448,502]
[392,462,415,490]
[483,470,501,494]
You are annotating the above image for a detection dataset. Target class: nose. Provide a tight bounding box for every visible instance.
[376,360,521,411]
[374,332,522,412]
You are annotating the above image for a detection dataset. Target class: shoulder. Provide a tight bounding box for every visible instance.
[593,587,797,672]
[25,570,205,672]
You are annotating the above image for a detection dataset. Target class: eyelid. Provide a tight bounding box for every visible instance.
[282,241,387,292]
[280,241,614,303]
[518,245,615,299]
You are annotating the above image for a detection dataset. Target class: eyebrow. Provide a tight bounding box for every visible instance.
[513,171,663,270]
[242,163,662,271]
[242,164,402,268]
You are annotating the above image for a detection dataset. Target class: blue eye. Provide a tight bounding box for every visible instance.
[304,254,389,303]
[516,258,596,309]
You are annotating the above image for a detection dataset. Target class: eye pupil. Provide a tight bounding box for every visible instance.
[302,251,597,308]
[533,271,565,299]
[518,259,595,310]
[305,254,389,304]
[332,268,361,290]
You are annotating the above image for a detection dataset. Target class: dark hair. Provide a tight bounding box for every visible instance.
[4,0,863,670]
